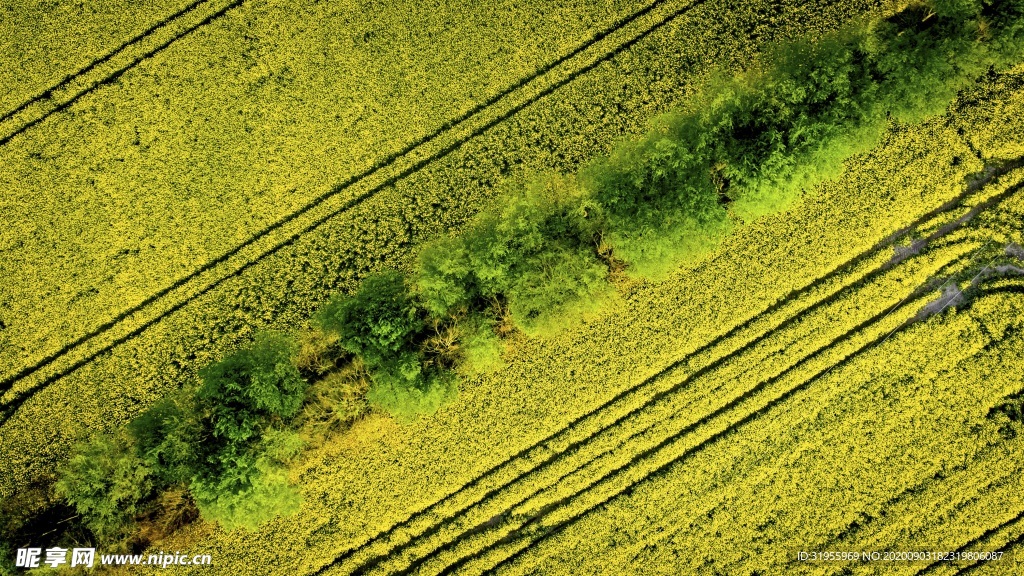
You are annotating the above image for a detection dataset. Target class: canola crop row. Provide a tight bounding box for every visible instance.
[392,236,979,576]
[498,290,1024,576]
[809,439,1024,571]
[953,64,1024,162]
[0,0,195,115]
[0,0,894,501]
[335,228,978,576]
[142,119,991,574]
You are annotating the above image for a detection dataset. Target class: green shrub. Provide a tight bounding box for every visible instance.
[55,433,153,542]
[418,235,477,318]
[128,394,198,486]
[189,332,307,529]
[419,176,611,333]
[582,112,731,276]
[318,271,426,366]
[196,332,306,433]
[867,1,989,123]
[366,355,458,421]
[705,31,886,219]
[457,315,505,376]
[188,429,303,531]
[493,179,611,333]
[987,0,1024,62]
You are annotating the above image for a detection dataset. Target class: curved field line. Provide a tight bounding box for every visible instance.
[0,0,699,403]
[916,510,1024,576]
[0,0,213,124]
[446,279,940,576]
[398,286,941,576]
[980,285,1024,296]
[302,166,1020,576]
[0,0,245,146]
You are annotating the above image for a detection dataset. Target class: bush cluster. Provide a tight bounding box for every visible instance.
[586,0,1024,274]
[57,333,306,539]
[419,176,611,334]
[318,271,457,420]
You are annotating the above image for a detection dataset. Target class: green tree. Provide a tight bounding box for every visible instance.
[188,332,307,530]
[318,271,426,366]
[419,176,612,333]
[128,394,198,486]
[55,433,153,542]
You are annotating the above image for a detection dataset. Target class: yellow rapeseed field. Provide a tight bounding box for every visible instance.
[0,0,191,113]
[0,0,887,500]
[4,2,1024,574]
[95,70,1024,574]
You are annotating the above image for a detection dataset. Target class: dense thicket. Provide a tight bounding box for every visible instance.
[55,432,154,542]
[418,177,610,333]
[184,333,307,529]
[318,272,457,420]
[587,0,1024,273]
[56,333,307,539]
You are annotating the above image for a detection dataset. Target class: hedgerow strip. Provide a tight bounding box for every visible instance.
[1,0,885,504]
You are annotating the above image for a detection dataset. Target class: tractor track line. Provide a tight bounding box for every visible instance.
[420,277,948,576]
[981,285,1024,296]
[635,289,1024,576]
[483,279,1023,576]
[803,444,1015,575]
[475,302,933,576]
[0,0,697,400]
[0,0,214,124]
[0,0,245,147]
[303,165,1021,576]
[952,529,1024,575]
[458,282,958,573]
[349,207,986,576]
[918,509,1024,576]
[687,415,1021,576]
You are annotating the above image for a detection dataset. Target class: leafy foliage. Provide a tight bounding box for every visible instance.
[319,273,456,419]
[127,395,198,487]
[188,332,307,529]
[319,271,426,367]
[456,315,505,376]
[187,429,303,531]
[366,359,459,422]
[55,433,153,542]
[419,176,611,333]
[582,113,731,277]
